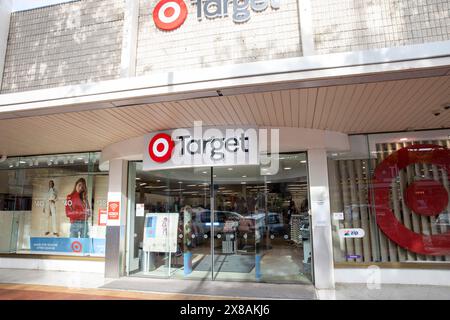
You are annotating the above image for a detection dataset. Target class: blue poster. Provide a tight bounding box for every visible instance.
[30,237,105,255]
[146,216,157,239]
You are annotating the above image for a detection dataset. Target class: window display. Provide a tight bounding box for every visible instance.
[0,152,108,257]
[127,152,312,283]
[328,130,450,265]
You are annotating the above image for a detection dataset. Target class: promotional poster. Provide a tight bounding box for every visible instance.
[143,212,179,253]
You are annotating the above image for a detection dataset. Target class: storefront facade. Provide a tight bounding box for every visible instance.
[0,0,449,291]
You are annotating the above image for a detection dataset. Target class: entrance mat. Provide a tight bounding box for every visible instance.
[193,254,255,273]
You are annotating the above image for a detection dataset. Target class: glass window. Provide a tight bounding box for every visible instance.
[127,152,312,283]
[328,130,450,264]
[0,152,108,257]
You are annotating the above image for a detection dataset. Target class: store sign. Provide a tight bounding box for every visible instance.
[98,208,108,226]
[143,123,259,171]
[30,237,105,255]
[338,228,365,239]
[143,213,179,253]
[153,0,280,31]
[136,203,145,217]
[333,212,344,220]
[107,200,120,226]
[371,144,450,256]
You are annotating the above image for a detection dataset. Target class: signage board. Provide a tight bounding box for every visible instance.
[98,208,108,226]
[30,237,105,255]
[338,228,365,239]
[136,203,145,217]
[143,213,179,253]
[143,124,259,171]
[107,201,120,226]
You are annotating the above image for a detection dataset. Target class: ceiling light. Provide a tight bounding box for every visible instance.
[156,180,161,183]
[136,177,141,180]
[284,167,292,170]
[300,160,306,163]
[400,138,408,141]
[227,168,233,171]
[242,175,247,178]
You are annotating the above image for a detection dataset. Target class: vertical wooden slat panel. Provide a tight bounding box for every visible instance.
[386,143,405,261]
[442,139,450,261]
[404,141,424,261]
[421,140,438,261]
[328,159,346,262]
[375,143,390,262]
[338,160,355,261]
[397,142,416,261]
[347,160,363,262]
[369,158,381,262]
[355,159,372,262]
[413,142,433,262]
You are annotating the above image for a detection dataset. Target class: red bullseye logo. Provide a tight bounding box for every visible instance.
[71,241,82,253]
[153,0,188,31]
[149,133,174,163]
[372,144,450,256]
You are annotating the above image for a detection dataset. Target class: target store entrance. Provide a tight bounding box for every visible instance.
[126,153,313,284]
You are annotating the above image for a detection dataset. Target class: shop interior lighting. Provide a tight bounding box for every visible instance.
[400,138,408,141]
[284,167,292,170]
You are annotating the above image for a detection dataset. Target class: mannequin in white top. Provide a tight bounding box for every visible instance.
[43,180,59,236]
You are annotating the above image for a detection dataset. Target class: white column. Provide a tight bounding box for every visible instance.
[120,0,139,77]
[308,148,335,289]
[105,159,128,278]
[0,0,12,90]
[298,0,315,56]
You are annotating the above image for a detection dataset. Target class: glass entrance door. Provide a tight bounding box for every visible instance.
[127,163,213,280]
[127,152,312,283]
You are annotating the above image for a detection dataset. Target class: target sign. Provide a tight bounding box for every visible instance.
[372,144,450,256]
[148,133,174,163]
[71,241,83,253]
[153,0,188,31]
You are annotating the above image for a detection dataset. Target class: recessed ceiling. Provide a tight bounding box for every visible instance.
[0,74,449,156]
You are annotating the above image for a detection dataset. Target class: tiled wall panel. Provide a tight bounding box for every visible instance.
[136,0,302,76]
[312,0,450,54]
[1,0,124,93]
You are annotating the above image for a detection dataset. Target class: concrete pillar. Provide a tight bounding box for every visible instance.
[120,0,139,78]
[105,159,128,278]
[298,0,315,56]
[0,0,12,90]
[308,149,335,289]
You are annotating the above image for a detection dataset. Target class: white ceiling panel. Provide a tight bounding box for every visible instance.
[0,74,449,156]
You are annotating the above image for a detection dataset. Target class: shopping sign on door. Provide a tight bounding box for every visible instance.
[107,201,120,226]
[143,123,260,171]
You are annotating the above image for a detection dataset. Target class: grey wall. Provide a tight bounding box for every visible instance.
[1,0,124,94]
[135,0,302,76]
[312,0,450,54]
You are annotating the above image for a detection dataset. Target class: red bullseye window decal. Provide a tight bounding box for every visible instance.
[153,0,188,31]
[71,241,82,253]
[372,144,450,256]
[149,133,174,163]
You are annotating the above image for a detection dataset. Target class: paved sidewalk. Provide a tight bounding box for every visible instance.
[1,269,449,300]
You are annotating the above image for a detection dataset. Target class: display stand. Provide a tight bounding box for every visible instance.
[222,232,236,254]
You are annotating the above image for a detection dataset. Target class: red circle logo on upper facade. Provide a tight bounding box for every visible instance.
[372,144,450,256]
[153,0,188,31]
[71,241,82,253]
[149,133,174,163]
